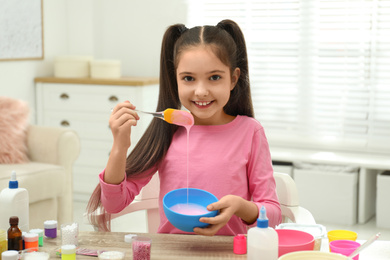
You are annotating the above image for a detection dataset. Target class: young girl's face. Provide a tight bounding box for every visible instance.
[176,45,240,125]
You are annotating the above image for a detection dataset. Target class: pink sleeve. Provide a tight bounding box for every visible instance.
[247,127,282,228]
[99,168,155,214]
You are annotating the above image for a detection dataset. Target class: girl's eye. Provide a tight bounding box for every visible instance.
[210,75,221,81]
[183,76,194,82]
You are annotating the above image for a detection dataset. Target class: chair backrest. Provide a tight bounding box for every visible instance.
[274,172,316,224]
[90,172,315,232]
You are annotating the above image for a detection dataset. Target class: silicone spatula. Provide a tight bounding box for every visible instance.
[136,108,194,127]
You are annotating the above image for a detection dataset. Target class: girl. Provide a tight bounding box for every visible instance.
[87,19,281,236]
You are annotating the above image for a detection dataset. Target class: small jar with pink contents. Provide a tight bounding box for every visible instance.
[132,236,151,260]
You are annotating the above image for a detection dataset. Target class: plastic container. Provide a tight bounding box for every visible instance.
[0,171,29,232]
[29,229,43,247]
[278,251,348,260]
[24,233,38,251]
[233,234,247,254]
[276,229,315,256]
[43,220,57,238]
[293,163,358,225]
[276,223,326,250]
[247,206,278,260]
[1,251,18,260]
[7,217,22,251]
[90,60,121,79]
[0,229,8,260]
[376,171,390,228]
[61,223,78,246]
[329,240,360,260]
[21,250,49,260]
[132,236,151,260]
[54,56,93,78]
[327,230,357,243]
[61,245,76,260]
[163,188,218,232]
[98,250,125,260]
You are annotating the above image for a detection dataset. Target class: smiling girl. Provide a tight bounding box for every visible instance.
[87,19,281,236]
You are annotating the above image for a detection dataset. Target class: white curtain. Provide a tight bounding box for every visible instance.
[187,0,390,154]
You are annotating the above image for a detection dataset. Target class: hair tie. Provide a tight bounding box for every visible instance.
[178,25,188,34]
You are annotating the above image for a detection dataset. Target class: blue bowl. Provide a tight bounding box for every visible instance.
[163,188,219,232]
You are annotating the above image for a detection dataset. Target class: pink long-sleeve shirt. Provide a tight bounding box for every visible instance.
[99,115,281,235]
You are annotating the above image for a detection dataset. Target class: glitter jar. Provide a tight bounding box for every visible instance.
[61,245,76,260]
[61,223,78,246]
[24,233,38,251]
[44,220,57,238]
[29,229,43,247]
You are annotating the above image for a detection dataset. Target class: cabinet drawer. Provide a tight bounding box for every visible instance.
[41,83,141,112]
[42,111,115,140]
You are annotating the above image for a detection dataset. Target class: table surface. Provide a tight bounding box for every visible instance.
[40,231,390,259]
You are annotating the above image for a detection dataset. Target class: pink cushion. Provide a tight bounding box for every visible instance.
[0,96,30,163]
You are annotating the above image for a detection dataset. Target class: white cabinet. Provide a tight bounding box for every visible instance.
[35,77,159,201]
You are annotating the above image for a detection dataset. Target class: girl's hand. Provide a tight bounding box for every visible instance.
[193,195,242,236]
[109,101,139,150]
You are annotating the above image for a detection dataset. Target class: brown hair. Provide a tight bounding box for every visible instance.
[86,19,254,231]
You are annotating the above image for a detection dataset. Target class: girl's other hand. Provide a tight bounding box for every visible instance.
[109,101,139,150]
[193,195,241,236]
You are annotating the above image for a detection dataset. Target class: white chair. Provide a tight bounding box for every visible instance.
[87,172,315,232]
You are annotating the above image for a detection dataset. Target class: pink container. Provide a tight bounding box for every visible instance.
[329,240,360,260]
[276,229,315,256]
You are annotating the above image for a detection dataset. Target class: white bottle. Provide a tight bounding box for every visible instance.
[0,171,29,232]
[247,206,278,260]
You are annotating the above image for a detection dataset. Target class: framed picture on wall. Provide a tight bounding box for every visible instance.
[0,0,44,61]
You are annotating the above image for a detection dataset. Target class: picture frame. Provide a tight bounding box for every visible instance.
[0,0,44,61]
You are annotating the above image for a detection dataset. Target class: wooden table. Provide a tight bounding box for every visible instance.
[41,231,390,259]
[43,231,244,259]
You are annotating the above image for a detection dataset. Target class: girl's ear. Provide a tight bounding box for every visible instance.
[230,67,241,90]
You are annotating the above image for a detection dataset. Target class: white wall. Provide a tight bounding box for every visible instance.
[0,0,188,121]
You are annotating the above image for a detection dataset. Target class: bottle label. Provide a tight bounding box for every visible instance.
[8,236,22,251]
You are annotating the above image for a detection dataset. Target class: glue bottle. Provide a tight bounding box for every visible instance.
[0,171,29,232]
[247,206,278,260]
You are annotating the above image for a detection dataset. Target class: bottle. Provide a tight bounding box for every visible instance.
[7,217,22,251]
[0,171,29,232]
[247,206,279,260]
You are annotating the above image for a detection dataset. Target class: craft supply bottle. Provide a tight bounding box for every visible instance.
[44,220,57,238]
[61,244,76,260]
[0,171,29,232]
[247,206,278,260]
[24,233,38,251]
[7,217,22,251]
[1,251,18,260]
[29,229,43,247]
[0,229,7,260]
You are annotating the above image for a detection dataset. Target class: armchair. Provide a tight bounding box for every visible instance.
[0,125,80,229]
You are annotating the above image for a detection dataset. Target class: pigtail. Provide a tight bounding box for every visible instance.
[158,24,188,111]
[217,20,254,118]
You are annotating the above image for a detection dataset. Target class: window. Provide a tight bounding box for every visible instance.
[187,0,390,154]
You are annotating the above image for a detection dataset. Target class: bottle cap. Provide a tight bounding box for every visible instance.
[124,234,136,243]
[44,220,58,229]
[61,244,76,254]
[29,229,44,236]
[24,233,39,242]
[9,216,19,225]
[257,206,269,228]
[9,171,18,189]
[233,234,247,254]
[1,250,19,260]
